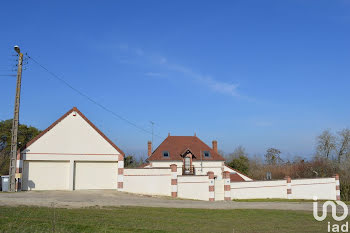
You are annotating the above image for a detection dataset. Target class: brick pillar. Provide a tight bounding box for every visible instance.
[286,176,292,199]
[212,140,218,153]
[223,171,231,201]
[15,151,22,191]
[334,174,340,201]
[117,154,124,190]
[170,164,178,197]
[208,171,215,201]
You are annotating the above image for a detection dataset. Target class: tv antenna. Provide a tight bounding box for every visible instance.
[150,121,154,146]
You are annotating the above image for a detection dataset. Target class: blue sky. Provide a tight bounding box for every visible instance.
[1,1,349,159]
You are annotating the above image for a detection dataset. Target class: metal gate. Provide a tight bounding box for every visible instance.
[214,178,224,201]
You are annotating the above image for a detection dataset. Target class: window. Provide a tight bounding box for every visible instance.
[203,151,210,157]
[163,151,170,157]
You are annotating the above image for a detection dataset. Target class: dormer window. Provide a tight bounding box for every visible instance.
[203,151,210,157]
[163,151,170,157]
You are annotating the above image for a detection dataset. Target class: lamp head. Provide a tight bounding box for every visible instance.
[14,45,20,54]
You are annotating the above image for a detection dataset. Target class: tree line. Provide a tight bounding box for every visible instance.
[224,128,350,201]
[0,119,41,175]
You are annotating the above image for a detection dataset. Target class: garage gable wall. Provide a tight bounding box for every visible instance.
[18,108,125,191]
[23,108,122,155]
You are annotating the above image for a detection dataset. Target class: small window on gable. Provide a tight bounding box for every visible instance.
[163,151,170,157]
[203,151,210,157]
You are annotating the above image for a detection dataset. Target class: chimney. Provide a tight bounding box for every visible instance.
[148,141,152,157]
[212,140,218,153]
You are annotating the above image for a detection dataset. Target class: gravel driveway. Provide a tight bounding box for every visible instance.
[0,190,347,212]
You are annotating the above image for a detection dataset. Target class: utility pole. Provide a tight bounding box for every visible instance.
[9,45,23,192]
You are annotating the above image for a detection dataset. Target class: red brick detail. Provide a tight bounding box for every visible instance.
[171,192,177,197]
[148,141,152,157]
[287,189,292,194]
[118,168,124,175]
[285,176,291,183]
[336,186,340,190]
[118,154,124,161]
[207,171,214,179]
[224,197,231,201]
[117,182,123,189]
[209,186,215,192]
[336,195,341,201]
[209,198,215,201]
[16,152,21,160]
[334,174,339,180]
[171,179,177,185]
[170,164,177,172]
[212,140,218,153]
[223,171,230,179]
[224,185,230,191]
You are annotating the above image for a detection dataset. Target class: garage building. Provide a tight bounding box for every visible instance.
[17,107,124,191]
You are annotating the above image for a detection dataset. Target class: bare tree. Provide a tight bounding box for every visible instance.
[336,128,350,163]
[265,148,283,165]
[316,129,336,159]
[227,146,249,174]
[227,145,247,161]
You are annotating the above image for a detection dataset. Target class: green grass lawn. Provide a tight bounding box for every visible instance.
[0,206,347,233]
[233,198,350,204]
[233,198,315,202]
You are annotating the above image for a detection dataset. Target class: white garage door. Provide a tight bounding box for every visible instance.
[22,161,70,191]
[74,162,118,190]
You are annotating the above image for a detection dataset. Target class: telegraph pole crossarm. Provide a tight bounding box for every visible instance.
[9,45,23,192]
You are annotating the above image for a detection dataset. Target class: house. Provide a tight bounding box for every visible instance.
[13,107,339,201]
[144,134,252,181]
[16,107,124,191]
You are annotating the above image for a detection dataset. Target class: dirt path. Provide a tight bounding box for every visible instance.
[0,190,347,212]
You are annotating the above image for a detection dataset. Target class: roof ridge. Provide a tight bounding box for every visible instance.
[148,135,225,161]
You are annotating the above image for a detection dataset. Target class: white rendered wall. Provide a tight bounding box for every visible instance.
[230,177,337,200]
[22,161,70,191]
[23,111,120,155]
[150,161,182,175]
[20,111,122,191]
[192,161,224,179]
[74,162,118,190]
[231,180,287,199]
[290,178,336,200]
[123,168,171,196]
[177,175,209,201]
[150,161,224,178]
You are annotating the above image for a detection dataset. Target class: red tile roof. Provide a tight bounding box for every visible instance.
[224,165,253,180]
[148,136,225,161]
[230,173,246,182]
[20,107,124,156]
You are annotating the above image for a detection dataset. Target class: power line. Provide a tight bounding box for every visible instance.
[27,54,162,139]
[0,74,16,77]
